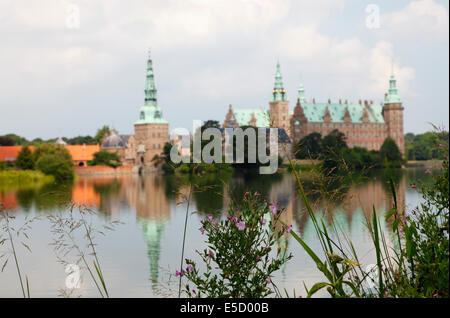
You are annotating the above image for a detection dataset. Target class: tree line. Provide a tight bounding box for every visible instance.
[0,125,112,146]
[405,131,449,161]
[294,129,405,173]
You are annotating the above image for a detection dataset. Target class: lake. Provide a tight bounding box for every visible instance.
[0,167,433,297]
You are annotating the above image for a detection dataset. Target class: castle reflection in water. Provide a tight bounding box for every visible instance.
[0,170,407,289]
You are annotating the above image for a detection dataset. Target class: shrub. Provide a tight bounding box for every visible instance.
[89,150,122,168]
[182,193,292,297]
[35,154,74,182]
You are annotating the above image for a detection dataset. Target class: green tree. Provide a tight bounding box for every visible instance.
[89,150,122,168]
[0,134,28,145]
[67,135,97,145]
[379,137,403,167]
[152,142,176,173]
[321,129,348,173]
[0,136,14,146]
[294,132,322,159]
[341,147,377,171]
[33,144,73,164]
[201,120,220,131]
[95,125,111,145]
[15,146,34,170]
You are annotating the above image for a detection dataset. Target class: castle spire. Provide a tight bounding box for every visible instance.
[144,52,158,107]
[385,69,401,104]
[135,54,168,125]
[298,83,306,104]
[272,62,287,101]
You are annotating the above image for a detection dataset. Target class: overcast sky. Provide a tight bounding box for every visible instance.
[0,0,448,140]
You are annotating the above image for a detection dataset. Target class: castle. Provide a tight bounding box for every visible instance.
[223,63,404,154]
[101,58,404,168]
[101,54,170,167]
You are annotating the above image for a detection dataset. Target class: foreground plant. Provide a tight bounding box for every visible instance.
[48,204,122,297]
[286,135,449,298]
[0,207,38,298]
[181,192,292,298]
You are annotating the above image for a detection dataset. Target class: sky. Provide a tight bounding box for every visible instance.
[0,0,448,140]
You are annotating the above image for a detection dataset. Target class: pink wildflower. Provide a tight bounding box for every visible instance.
[286,225,293,233]
[425,169,431,174]
[236,221,246,231]
[261,218,267,225]
[175,270,185,277]
[266,277,271,284]
[187,264,194,273]
[270,205,277,215]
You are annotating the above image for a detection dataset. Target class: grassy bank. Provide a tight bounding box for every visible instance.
[0,170,54,190]
[405,160,443,168]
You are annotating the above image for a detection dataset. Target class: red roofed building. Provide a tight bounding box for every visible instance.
[0,146,35,162]
[0,145,100,167]
[65,145,100,166]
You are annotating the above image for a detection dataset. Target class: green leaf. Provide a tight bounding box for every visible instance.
[93,261,109,298]
[307,282,330,298]
[385,208,396,221]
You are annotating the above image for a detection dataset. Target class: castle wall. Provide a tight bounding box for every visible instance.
[134,123,169,164]
[296,121,389,151]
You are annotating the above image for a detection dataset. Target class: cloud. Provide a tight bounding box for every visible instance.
[377,0,449,41]
[0,0,446,138]
[277,25,416,101]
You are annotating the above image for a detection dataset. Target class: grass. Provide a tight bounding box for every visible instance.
[0,170,54,190]
[283,143,449,297]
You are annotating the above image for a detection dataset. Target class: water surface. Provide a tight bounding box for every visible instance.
[0,168,433,297]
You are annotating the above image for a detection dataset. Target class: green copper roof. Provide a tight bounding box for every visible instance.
[384,73,401,104]
[135,105,168,125]
[298,83,306,104]
[301,102,385,124]
[135,54,168,125]
[271,62,287,102]
[297,82,385,123]
[233,109,270,127]
[145,56,157,107]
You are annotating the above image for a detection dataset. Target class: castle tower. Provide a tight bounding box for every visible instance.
[269,62,290,135]
[382,71,404,154]
[298,83,306,104]
[134,53,169,164]
[290,83,308,143]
